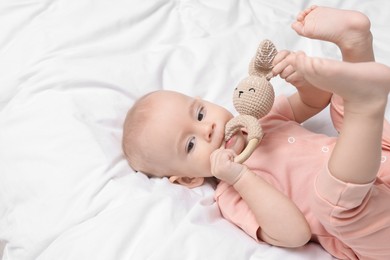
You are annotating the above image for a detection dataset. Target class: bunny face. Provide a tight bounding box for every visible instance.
[232,39,277,119]
[233,75,275,119]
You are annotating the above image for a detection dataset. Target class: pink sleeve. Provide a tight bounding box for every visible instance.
[264,95,296,122]
[215,181,261,242]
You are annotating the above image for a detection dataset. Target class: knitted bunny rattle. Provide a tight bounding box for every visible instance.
[225,39,277,163]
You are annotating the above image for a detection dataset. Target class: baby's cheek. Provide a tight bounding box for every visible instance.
[204,153,213,173]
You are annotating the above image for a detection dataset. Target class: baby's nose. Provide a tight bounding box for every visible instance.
[202,122,215,141]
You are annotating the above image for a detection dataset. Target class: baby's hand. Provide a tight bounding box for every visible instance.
[272,50,299,82]
[272,50,313,90]
[210,148,247,185]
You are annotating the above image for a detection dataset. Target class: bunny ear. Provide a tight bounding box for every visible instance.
[255,39,277,70]
[249,39,277,77]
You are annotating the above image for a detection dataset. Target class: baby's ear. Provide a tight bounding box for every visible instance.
[169,176,204,188]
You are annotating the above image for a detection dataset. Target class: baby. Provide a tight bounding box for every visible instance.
[123,6,390,260]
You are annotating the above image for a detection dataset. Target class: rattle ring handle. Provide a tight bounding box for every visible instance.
[234,138,259,163]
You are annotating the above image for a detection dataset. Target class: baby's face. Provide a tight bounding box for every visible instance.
[142,91,246,180]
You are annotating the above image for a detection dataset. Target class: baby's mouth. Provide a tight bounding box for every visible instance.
[224,131,247,151]
[224,135,236,149]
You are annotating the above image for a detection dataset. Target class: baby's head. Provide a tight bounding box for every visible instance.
[122,90,246,187]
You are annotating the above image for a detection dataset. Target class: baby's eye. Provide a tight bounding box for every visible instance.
[249,88,255,92]
[186,137,196,153]
[197,107,205,121]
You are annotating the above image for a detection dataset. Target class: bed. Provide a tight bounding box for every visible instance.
[1,0,390,259]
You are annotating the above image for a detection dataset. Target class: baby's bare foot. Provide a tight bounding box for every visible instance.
[292,6,373,62]
[295,52,390,115]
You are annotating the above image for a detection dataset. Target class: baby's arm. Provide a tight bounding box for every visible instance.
[272,51,332,123]
[211,149,311,247]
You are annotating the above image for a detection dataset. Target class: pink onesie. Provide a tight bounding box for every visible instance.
[215,95,390,260]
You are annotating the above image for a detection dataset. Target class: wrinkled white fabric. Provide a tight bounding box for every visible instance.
[1,0,390,259]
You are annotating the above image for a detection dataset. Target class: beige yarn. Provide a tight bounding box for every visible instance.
[225,39,277,163]
[225,115,263,142]
[249,39,278,79]
[233,76,275,119]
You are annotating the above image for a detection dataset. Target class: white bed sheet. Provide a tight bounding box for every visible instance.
[1,0,390,259]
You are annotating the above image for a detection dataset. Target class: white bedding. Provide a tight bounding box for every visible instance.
[1,0,390,259]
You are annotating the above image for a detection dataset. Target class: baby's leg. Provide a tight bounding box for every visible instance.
[294,6,390,149]
[330,94,390,151]
[292,5,374,62]
[295,53,390,184]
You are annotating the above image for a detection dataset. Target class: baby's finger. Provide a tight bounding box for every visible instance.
[210,148,223,162]
[279,64,295,79]
[210,148,230,165]
[273,50,290,65]
[224,148,237,158]
[275,53,298,74]
[272,55,292,76]
[285,70,305,86]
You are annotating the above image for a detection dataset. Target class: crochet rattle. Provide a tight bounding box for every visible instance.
[225,39,277,163]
